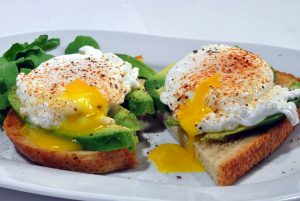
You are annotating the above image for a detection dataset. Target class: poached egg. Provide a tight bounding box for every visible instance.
[149,44,300,173]
[160,44,300,136]
[17,46,140,137]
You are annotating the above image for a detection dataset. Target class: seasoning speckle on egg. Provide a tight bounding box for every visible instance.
[160,44,300,134]
[16,46,140,129]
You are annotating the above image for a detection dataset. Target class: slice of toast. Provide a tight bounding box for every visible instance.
[164,71,300,185]
[2,110,138,173]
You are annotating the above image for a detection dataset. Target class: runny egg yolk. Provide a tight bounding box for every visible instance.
[56,79,109,136]
[177,73,222,136]
[20,125,82,151]
[148,144,204,173]
[149,74,222,173]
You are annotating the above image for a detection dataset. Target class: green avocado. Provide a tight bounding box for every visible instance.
[290,82,300,90]
[74,125,138,152]
[126,88,155,116]
[201,113,285,142]
[145,63,175,112]
[7,86,23,117]
[7,87,138,152]
[162,81,300,142]
[116,54,156,80]
[164,116,179,127]
[108,105,141,131]
[202,82,300,142]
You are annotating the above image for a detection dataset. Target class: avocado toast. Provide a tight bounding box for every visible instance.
[2,35,157,173]
[147,45,300,185]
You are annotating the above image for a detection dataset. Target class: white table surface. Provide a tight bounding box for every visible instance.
[0,0,299,200]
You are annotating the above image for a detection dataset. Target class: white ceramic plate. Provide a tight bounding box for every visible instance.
[1,30,300,201]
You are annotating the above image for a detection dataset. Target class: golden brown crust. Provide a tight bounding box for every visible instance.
[166,70,300,185]
[215,108,299,185]
[275,71,300,87]
[3,110,138,173]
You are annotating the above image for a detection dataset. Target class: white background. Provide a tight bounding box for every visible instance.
[0,0,299,200]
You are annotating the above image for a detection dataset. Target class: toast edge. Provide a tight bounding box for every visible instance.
[162,71,300,185]
[3,110,138,174]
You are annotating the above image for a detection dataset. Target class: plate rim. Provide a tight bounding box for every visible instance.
[1,29,300,201]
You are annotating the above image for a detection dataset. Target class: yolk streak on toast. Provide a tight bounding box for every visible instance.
[20,125,82,151]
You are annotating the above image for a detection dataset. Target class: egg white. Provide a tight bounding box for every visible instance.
[161,44,300,133]
[16,46,140,129]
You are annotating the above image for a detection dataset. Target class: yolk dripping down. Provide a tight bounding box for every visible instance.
[56,79,109,136]
[20,125,82,151]
[148,74,222,173]
[148,144,204,173]
[177,73,222,136]
[20,79,110,151]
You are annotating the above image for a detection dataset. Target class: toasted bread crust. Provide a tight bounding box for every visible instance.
[165,71,300,185]
[201,108,299,185]
[3,110,138,173]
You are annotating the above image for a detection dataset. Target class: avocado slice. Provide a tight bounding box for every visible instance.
[116,54,156,80]
[202,82,300,142]
[108,105,141,131]
[164,82,300,142]
[74,125,138,152]
[8,87,138,152]
[164,116,180,127]
[7,86,22,117]
[145,63,175,112]
[201,113,285,142]
[150,86,167,112]
[290,82,300,90]
[126,88,155,116]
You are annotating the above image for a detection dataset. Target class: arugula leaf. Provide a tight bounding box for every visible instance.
[40,38,60,50]
[116,54,156,79]
[0,57,7,65]
[16,51,53,69]
[0,113,4,125]
[0,62,18,88]
[0,91,10,110]
[65,36,100,54]
[2,35,60,62]
[15,46,42,60]
[3,43,26,61]
[0,35,60,126]
[27,35,48,49]
[0,77,6,93]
